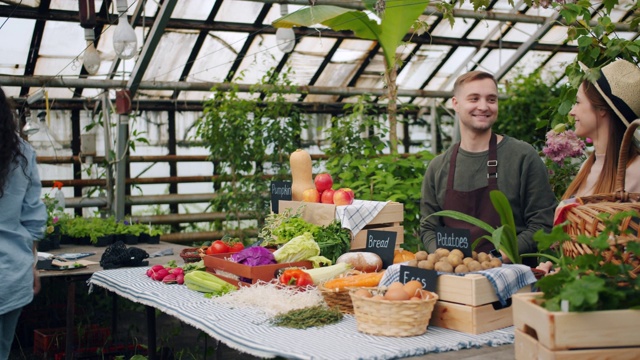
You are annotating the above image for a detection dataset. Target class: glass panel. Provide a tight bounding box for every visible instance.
[172,0,216,20]
[215,0,264,24]
[0,18,34,74]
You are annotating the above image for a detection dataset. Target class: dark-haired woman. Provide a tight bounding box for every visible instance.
[0,87,47,359]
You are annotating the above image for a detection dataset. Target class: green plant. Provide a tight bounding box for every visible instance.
[323,95,433,251]
[531,211,640,312]
[273,0,430,153]
[426,190,522,264]
[194,67,303,237]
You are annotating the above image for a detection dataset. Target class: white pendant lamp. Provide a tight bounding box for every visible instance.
[83,29,101,75]
[113,0,138,60]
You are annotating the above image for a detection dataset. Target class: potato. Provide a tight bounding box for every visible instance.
[418,259,435,270]
[477,252,489,264]
[435,248,450,257]
[407,259,419,267]
[462,257,474,265]
[490,258,502,268]
[472,251,478,260]
[434,261,454,273]
[447,254,463,268]
[450,249,464,258]
[415,250,429,261]
[427,253,439,262]
[481,261,493,270]
[454,264,470,273]
[467,260,482,272]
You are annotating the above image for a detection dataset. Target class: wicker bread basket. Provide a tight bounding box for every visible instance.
[349,288,438,337]
[562,119,640,268]
[180,247,205,263]
[318,284,355,314]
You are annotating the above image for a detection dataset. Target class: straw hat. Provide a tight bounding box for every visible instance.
[579,59,640,128]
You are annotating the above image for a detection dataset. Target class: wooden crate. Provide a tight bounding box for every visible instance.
[278,200,404,249]
[430,300,514,335]
[515,329,640,360]
[429,274,532,334]
[436,273,504,306]
[203,253,313,285]
[513,292,640,351]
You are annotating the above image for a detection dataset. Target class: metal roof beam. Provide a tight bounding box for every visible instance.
[0,7,582,53]
[0,74,457,98]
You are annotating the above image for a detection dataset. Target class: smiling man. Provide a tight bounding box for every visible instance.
[419,71,557,266]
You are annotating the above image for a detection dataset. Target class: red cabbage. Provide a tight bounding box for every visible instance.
[230,246,276,266]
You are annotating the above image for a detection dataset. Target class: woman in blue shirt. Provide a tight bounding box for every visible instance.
[0,87,47,359]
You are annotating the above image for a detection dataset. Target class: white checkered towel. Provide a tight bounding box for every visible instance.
[335,199,389,236]
[380,263,536,306]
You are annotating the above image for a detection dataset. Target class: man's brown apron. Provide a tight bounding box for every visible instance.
[442,133,500,254]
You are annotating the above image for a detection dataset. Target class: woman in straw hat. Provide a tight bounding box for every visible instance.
[538,59,640,275]
[562,59,640,199]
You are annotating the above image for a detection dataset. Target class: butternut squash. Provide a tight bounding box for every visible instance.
[290,149,315,201]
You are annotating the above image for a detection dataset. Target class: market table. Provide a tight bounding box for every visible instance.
[37,241,189,360]
[89,267,516,360]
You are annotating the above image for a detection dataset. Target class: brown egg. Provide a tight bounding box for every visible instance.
[354,288,372,298]
[387,281,405,292]
[384,288,411,301]
[402,280,424,298]
[371,294,384,300]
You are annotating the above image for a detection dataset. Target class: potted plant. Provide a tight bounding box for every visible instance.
[426,190,524,265]
[512,211,640,357]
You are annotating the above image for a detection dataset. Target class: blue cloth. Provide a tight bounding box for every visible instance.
[0,140,47,316]
[380,263,536,306]
[90,267,516,359]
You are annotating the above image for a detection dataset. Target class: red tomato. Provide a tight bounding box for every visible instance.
[208,240,230,254]
[229,242,245,253]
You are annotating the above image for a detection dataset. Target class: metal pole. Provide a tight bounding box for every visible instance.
[101,92,114,214]
[115,114,129,221]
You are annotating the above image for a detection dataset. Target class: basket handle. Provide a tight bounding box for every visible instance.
[615,118,640,199]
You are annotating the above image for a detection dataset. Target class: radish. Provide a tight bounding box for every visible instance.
[151,264,165,272]
[162,273,177,284]
[176,273,185,285]
[152,268,169,281]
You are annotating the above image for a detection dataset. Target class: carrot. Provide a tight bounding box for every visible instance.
[322,271,384,290]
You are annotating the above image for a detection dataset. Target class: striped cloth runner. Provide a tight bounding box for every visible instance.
[380,263,536,306]
[89,267,515,360]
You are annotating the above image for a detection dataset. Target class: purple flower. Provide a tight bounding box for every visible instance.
[53,216,59,224]
[543,130,586,165]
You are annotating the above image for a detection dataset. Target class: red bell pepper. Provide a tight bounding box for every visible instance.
[279,269,313,287]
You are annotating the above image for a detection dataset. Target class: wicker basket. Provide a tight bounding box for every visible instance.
[318,284,355,314]
[180,247,205,263]
[349,288,438,337]
[562,119,640,268]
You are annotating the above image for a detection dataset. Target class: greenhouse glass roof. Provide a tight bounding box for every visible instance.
[1,0,637,109]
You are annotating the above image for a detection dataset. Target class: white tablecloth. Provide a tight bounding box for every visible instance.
[88,267,515,360]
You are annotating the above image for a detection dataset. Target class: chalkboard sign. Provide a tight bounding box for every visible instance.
[365,229,397,268]
[271,181,292,213]
[398,265,438,293]
[435,226,472,258]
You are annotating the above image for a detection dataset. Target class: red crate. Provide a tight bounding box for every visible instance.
[34,325,111,358]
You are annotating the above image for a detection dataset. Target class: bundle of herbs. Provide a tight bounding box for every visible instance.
[270,305,343,329]
[531,210,640,312]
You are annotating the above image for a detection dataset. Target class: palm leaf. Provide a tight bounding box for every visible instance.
[272,1,430,69]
